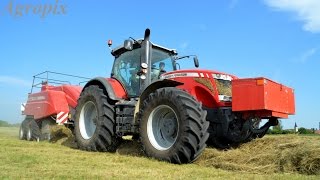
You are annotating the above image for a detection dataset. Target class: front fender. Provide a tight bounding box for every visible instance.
[139,79,183,106]
[160,77,219,108]
[133,79,183,121]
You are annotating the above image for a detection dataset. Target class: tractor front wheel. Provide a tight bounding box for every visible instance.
[139,87,209,164]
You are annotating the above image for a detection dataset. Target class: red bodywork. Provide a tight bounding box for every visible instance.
[107,78,127,99]
[232,77,295,118]
[24,78,126,123]
[161,69,295,119]
[162,69,237,108]
[24,85,82,120]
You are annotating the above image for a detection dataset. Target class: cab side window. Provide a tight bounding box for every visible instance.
[151,58,173,82]
[112,49,141,96]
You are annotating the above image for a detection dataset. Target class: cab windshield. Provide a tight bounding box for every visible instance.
[151,49,174,82]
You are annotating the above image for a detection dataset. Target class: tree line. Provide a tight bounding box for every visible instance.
[267,121,316,135]
[0,120,20,127]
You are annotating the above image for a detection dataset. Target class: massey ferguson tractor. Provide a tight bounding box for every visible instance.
[20,29,295,164]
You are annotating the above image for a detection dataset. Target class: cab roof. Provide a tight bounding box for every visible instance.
[111,39,177,57]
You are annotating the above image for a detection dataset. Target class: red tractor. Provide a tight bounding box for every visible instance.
[20,29,295,164]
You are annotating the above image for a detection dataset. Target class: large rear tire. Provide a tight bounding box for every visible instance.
[139,87,209,164]
[74,85,120,152]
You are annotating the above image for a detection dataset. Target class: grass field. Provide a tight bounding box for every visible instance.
[0,127,319,179]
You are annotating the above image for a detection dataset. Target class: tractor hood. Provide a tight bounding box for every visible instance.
[160,69,238,107]
[160,69,238,80]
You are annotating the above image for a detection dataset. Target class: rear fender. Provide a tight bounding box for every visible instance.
[83,77,127,100]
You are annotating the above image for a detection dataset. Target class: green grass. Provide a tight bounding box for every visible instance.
[0,127,319,179]
[299,134,320,137]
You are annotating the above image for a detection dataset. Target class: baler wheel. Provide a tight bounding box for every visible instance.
[74,85,120,152]
[19,119,30,140]
[25,117,41,141]
[40,118,56,141]
[19,125,25,140]
[139,87,209,164]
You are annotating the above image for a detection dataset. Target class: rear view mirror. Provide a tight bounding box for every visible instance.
[194,56,199,68]
[124,40,133,50]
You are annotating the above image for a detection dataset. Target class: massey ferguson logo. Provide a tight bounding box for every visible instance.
[161,72,199,79]
[162,73,187,79]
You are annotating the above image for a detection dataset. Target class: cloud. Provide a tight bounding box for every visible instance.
[264,0,320,33]
[299,47,318,63]
[0,76,30,87]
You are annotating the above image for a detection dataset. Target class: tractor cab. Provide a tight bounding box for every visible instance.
[110,39,178,97]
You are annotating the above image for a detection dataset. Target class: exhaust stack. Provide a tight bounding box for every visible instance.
[140,28,152,93]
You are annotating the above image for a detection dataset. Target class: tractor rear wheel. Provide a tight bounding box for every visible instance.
[139,87,209,164]
[74,85,120,152]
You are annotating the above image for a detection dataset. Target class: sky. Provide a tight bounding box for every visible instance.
[0,0,319,129]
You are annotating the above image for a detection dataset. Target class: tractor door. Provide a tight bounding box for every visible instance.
[111,48,141,97]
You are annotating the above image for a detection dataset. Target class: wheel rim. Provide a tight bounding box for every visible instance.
[19,128,24,139]
[47,133,51,141]
[79,101,98,140]
[27,128,32,140]
[147,105,179,151]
